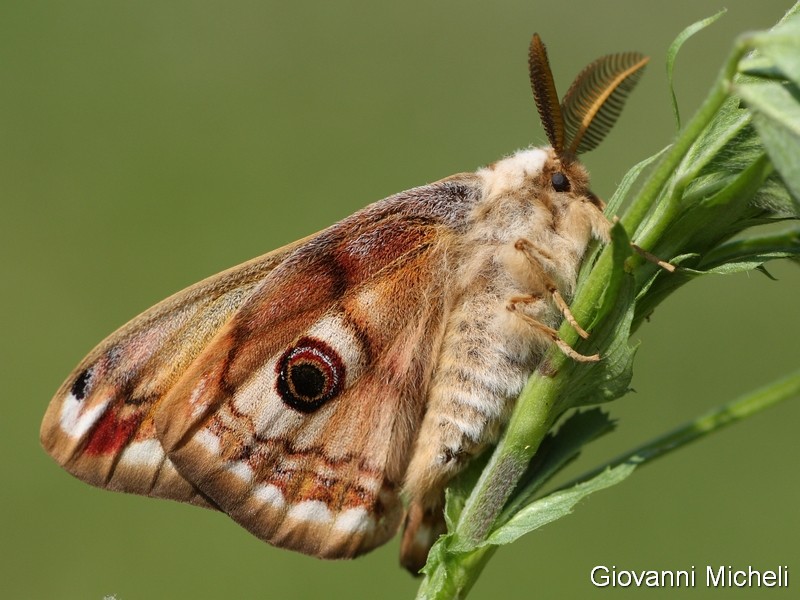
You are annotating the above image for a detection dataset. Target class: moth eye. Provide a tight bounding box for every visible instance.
[276,337,345,413]
[551,172,570,192]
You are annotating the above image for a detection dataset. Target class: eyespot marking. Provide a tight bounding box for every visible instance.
[551,171,570,192]
[70,367,93,401]
[276,337,345,413]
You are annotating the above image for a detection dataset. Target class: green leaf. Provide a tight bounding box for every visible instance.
[500,409,615,525]
[739,56,787,80]
[748,15,800,86]
[683,255,795,276]
[482,461,638,548]
[700,227,800,267]
[633,152,775,331]
[678,97,753,197]
[568,225,637,407]
[736,81,800,211]
[666,9,727,130]
[604,147,669,221]
[664,153,772,256]
[587,222,633,330]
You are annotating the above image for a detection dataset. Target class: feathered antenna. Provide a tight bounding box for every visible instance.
[561,52,649,155]
[528,34,565,155]
[529,34,648,159]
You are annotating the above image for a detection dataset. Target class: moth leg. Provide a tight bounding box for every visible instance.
[608,216,675,272]
[630,243,676,272]
[506,295,599,363]
[514,238,590,339]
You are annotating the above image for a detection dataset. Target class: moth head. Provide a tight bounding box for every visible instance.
[528,33,648,166]
[537,147,602,213]
[541,150,606,210]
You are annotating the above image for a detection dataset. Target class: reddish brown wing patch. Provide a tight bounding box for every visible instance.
[83,409,143,456]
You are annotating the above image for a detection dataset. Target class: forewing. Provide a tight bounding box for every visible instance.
[40,237,309,508]
[154,179,479,557]
[41,176,481,556]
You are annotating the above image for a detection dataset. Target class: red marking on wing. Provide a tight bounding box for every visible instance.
[334,219,433,284]
[84,409,143,456]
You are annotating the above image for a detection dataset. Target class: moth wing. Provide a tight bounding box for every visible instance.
[154,179,479,557]
[40,236,311,508]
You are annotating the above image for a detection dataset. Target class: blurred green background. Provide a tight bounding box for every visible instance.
[2,1,798,598]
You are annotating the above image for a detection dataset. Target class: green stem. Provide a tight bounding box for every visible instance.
[416,547,497,600]
[622,34,755,249]
[453,369,563,546]
[559,369,800,490]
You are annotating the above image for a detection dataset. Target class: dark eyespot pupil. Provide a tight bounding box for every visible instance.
[551,172,570,192]
[290,363,326,399]
[276,337,345,414]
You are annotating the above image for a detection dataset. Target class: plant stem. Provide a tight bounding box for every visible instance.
[454,371,563,546]
[416,547,497,600]
[623,34,755,251]
[559,369,800,490]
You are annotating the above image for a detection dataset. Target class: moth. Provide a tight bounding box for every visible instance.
[41,34,647,573]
